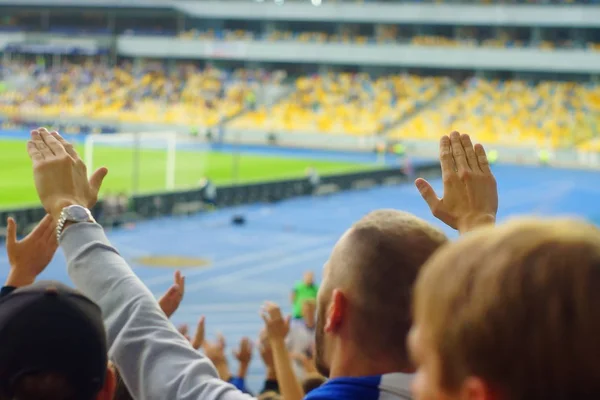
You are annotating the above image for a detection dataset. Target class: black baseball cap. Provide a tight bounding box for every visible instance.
[0,281,108,399]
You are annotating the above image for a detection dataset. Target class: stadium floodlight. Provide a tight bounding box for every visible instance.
[311,0,322,6]
[84,132,179,192]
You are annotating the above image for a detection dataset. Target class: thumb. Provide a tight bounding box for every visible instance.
[415,178,440,211]
[89,167,108,193]
[6,217,17,247]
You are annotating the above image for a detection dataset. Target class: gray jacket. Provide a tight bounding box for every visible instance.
[62,223,254,400]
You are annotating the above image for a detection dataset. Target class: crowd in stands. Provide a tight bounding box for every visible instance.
[390,77,600,148]
[4,127,600,400]
[176,26,600,51]
[231,73,449,135]
[0,60,286,128]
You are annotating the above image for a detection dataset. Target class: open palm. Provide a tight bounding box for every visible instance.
[6,215,58,286]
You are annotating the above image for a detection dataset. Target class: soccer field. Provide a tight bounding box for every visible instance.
[0,139,373,209]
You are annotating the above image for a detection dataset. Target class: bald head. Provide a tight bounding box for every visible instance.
[318,209,448,368]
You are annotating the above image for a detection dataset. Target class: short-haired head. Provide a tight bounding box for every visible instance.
[412,218,600,400]
[315,209,447,377]
[303,271,315,285]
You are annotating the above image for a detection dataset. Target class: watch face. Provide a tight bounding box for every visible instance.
[66,205,90,221]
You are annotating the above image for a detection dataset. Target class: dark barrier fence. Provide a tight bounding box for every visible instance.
[0,161,440,238]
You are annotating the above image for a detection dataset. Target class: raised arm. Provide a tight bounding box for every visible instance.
[415,131,498,234]
[26,128,253,400]
[261,302,304,400]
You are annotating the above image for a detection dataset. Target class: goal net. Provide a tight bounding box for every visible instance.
[84,132,208,194]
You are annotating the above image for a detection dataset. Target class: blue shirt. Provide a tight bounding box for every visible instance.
[304,374,413,400]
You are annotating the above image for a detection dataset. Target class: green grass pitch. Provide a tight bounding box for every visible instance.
[0,139,373,210]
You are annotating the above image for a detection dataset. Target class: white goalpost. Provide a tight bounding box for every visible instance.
[84,131,179,191]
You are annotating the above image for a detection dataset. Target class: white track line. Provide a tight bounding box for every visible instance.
[144,236,332,287]
[184,246,331,291]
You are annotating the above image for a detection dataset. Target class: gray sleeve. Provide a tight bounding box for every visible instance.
[61,223,254,400]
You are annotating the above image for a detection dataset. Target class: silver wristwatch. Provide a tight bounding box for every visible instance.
[56,205,95,242]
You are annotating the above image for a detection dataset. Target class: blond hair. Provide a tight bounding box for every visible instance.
[414,218,600,399]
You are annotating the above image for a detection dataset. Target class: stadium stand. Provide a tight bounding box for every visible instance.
[0,60,286,128]
[389,77,600,148]
[230,73,451,135]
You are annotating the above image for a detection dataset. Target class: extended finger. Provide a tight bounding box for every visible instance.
[6,217,17,247]
[27,140,45,164]
[51,131,79,160]
[415,178,440,213]
[439,135,455,180]
[450,131,469,173]
[474,144,492,174]
[460,134,479,172]
[38,128,67,157]
[89,167,108,196]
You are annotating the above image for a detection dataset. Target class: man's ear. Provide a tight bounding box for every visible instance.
[96,365,116,400]
[324,289,346,333]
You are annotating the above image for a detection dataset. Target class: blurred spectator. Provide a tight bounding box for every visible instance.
[411,218,600,400]
[306,166,320,189]
[199,177,217,206]
[101,192,119,223]
[287,299,317,378]
[291,271,319,319]
[117,193,129,217]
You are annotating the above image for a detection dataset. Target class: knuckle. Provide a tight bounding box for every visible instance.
[459,170,471,181]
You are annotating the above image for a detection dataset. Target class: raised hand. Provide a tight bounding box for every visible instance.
[261,303,304,400]
[234,337,254,379]
[203,334,227,363]
[234,337,254,364]
[177,324,192,342]
[415,132,498,234]
[260,302,290,342]
[158,270,185,318]
[191,316,206,350]
[258,329,275,369]
[27,128,108,219]
[290,351,318,374]
[5,215,58,287]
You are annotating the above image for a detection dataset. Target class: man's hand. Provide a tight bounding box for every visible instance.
[203,334,227,365]
[234,337,253,364]
[415,132,498,234]
[234,337,253,378]
[203,334,231,380]
[290,351,318,374]
[261,302,290,342]
[259,329,275,369]
[5,215,58,287]
[27,128,108,219]
[177,324,192,342]
[191,316,206,350]
[158,270,185,318]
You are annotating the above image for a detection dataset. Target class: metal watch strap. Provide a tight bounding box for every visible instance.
[56,209,69,243]
[56,206,94,242]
